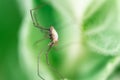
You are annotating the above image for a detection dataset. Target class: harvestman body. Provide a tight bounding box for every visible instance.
[30,4,64,80]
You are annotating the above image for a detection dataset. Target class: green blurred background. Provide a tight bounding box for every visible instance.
[0,0,28,80]
[1,0,120,80]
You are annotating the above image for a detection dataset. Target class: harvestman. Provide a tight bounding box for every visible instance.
[30,4,64,80]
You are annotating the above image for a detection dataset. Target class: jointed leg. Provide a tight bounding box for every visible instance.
[46,43,65,80]
[37,54,45,80]
[46,43,53,65]
[33,33,49,47]
[37,46,48,80]
[30,4,49,31]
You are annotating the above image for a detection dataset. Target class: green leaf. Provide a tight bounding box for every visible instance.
[84,0,120,55]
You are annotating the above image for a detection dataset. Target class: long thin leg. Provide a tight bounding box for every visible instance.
[33,35,49,47]
[37,46,48,80]
[46,43,53,65]
[30,4,49,31]
[46,43,64,80]
[37,53,45,80]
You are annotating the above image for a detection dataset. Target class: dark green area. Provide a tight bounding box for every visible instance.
[0,0,28,80]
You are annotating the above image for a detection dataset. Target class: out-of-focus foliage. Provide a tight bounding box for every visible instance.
[19,0,120,80]
[0,0,28,80]
[84,0,120,56]
[1,0,120,80]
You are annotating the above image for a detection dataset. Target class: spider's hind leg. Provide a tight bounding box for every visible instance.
[37,45,48,80]
[45,43,65,80]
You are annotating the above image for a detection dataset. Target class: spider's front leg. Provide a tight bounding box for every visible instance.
[30,5,49,31]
